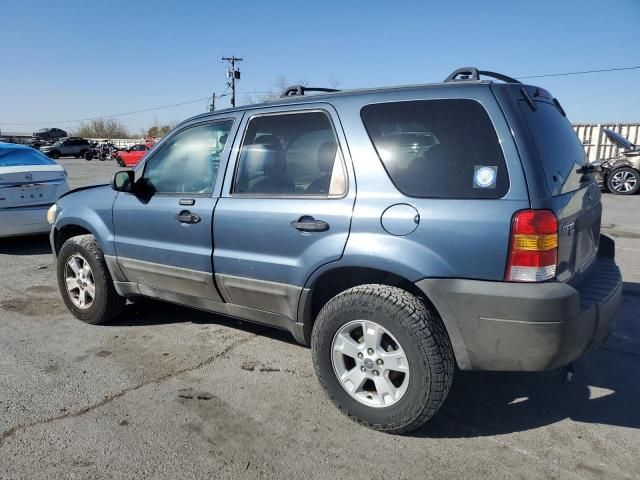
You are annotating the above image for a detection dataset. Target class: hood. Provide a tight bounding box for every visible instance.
[603,129,636,151]
[58,182,110,201]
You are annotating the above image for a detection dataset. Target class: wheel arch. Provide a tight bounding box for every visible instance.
[297,265,468,368]
[53,224,93,255]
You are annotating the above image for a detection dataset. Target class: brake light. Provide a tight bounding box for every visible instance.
[505,210,558,282]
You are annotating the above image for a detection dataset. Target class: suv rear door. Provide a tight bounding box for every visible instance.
[213,104,355,321]
[495,85,601,283]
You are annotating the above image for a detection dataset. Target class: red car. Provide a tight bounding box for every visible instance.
[115,144,150,167]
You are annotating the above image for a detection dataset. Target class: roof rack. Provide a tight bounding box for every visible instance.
[280,85,341,98]
[444,67,521,84]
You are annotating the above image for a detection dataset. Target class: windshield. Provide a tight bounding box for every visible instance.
[0,148,56,167]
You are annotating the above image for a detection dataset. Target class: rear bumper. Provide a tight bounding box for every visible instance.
[0,205,52,238]
[416,235,621,371]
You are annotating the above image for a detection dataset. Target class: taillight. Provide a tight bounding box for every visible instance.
[505,209,558,282]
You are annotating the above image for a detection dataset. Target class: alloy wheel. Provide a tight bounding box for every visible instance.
[331,320,410,408]
[610,170,638,193]
[64,254,96,309]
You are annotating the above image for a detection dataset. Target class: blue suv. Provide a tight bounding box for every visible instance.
[49,68,621,433]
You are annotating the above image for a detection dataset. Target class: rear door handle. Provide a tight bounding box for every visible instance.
[290,215,329,232]
[175,210,201,224]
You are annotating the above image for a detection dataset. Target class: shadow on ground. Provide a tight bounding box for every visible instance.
[0,234,51,255]
[105,297,300,346]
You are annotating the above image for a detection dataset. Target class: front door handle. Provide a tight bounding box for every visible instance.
[175,210,201,224]
[290,215,329,232]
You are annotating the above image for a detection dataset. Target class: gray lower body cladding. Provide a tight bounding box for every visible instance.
[417,240,621,371]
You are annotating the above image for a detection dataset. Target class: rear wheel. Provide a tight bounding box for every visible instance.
[57,234,126,324]
[607,167,640,195]
[311,284,454,433]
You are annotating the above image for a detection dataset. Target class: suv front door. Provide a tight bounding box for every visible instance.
[112,117,239,301]
[213,105,355,321]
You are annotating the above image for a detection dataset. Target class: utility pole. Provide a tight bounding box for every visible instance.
[222,56,243,108]
[209,92,216,112]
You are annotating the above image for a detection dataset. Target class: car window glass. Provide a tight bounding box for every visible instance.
[0,148,56,166]
[361,99,509,199]
[519,102,587,196]
[143,121,232,194]
[233,111,346,196]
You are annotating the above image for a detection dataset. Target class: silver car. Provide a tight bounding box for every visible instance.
[0,143,69,237]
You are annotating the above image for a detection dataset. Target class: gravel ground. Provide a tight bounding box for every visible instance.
[0,157,639,479]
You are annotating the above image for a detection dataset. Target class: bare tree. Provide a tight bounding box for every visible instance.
[74,118,130,138]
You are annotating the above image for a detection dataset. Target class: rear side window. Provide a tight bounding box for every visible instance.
[518,101,587,196]
[233,111,347,197]
[361,99,508,198]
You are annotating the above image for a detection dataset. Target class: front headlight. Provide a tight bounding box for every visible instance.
[47,204,57,225]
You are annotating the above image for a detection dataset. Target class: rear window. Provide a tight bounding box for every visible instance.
[0,148,56,167]
[519,101,587,196]
[361,99,508,199]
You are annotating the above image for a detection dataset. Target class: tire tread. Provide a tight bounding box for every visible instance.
[311,284,454,434]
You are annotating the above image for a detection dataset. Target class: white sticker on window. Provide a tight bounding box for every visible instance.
[473,165,498,189]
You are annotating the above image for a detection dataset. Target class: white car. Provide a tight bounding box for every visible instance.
[0,144,69,237]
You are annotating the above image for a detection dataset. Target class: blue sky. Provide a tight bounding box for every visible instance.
[1,0,639,134]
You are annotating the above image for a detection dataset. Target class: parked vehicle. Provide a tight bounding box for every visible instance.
[48,67,621,433]
[112,144,151,167]
[593,129,640,195]
[0,144,68,237]
[32,128,68,141]
[84,141,120,161]
[41,137,91,159]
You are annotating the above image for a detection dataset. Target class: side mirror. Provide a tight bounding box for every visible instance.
[111,170,135,193]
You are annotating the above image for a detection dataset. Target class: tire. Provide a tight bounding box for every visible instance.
[50,150,60,159]
[606,167,640,195]
[84,151,93,161]
[311,284,454,434]
[56,234,126,325]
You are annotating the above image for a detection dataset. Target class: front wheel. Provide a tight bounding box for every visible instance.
[57,234,126,324]
[311,285,454,434]
[50,151,60,159]
[607,167,640,195]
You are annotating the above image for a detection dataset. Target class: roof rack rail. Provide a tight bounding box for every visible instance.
[280,85,341,98]
[444,67,521,84]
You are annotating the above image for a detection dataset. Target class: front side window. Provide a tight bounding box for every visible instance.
[361,99,509,199]
[233,111,346,197]
[142,121,232,194]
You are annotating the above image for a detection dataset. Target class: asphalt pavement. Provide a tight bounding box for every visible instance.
[0,157,639,479]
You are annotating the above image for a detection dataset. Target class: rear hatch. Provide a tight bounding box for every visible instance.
[514,86,601,283]
[0,165,66,208]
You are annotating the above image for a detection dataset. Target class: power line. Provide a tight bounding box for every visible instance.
[2,65,638,127]
[0,90,265,127]
[0,97,210,126]
[516,65,640,79]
